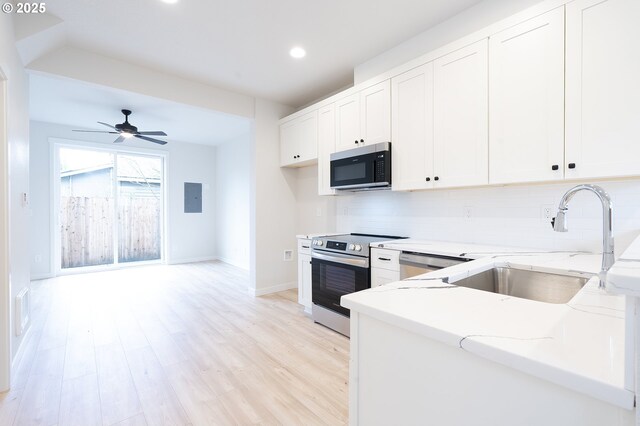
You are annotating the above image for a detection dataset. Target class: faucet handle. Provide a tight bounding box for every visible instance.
[552,209,568,232]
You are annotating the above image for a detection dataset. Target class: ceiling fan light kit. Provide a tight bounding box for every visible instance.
[73,109,169,145]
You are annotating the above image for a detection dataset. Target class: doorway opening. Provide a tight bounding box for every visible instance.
[55,145,165,272]
[0,69,9,391]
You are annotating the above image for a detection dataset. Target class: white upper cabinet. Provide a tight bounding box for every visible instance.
[391,63,434,191]
[335,93,361,152]
[280,110,318,167]
[433,40,489,188]
[360,80,391,145]
[489,8,565,184]
[565,0,640,179]
[335,80,391,152]
[318,104,336,196]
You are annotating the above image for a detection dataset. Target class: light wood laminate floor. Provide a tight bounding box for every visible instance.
[0,261,349,425]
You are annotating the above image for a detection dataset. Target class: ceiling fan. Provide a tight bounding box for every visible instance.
[73,109,168,145]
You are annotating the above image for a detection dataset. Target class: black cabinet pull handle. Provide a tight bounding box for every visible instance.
[378,257,391,261]
[434,176,440,181]
[551,165,559,171]
[568,163,576,169]
[426,177,431,182]
[354,140,358,144]
[360,139,364,143]
[302,245,309,249]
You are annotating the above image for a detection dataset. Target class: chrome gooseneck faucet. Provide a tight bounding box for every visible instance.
[551,184,614,289]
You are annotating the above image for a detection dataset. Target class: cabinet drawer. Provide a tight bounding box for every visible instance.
[371,267,400,288]
[371,248,400,271]
[298,239,312,255]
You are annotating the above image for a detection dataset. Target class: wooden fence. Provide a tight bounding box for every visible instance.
[61,196,161,268]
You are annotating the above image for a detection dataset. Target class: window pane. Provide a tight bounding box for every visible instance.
[60,148,115,268]
[117,154,162,263]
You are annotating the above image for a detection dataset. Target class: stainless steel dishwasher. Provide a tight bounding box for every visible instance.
[399,251,471,279]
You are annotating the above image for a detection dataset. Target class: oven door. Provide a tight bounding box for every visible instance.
[311,251,370,317]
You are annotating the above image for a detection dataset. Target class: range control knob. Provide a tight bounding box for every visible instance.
[349,244,356,251]
[354,244,362,252]
[317,240,323,246]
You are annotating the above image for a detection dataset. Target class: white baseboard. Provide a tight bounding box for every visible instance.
[30,272,54,281]
[249,281,297,297]
[11,323,33,374]
[167,256,217,265]
[216,256,250,271]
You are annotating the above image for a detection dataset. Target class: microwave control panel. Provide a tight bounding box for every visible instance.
[375,152,388,182]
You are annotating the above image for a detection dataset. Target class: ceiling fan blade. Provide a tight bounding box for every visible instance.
[113,135,126,143]
[135,135,168,145]
[97,121,119,130]
[137,131,167,136]
[72,130,118,133]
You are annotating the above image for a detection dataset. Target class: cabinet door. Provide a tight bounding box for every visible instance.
[489,8,565,184]
[335,93,361,152]
[280,119,299,167]
[299,253,312,312]
[318,104,336,196]
[371,267,400,288]
[433,40,489,188]
[391,63,434,191]
[360,80,391,145]
[297,111,318,163]
[565,0,640,179]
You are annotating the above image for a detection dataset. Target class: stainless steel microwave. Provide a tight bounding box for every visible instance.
[330,142,391,190]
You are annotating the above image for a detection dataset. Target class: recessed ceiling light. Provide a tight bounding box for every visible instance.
[290,47,306,59]
[161,0,179,4]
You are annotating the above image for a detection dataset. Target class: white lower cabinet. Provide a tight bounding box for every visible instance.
[371,248,400,288]
[297,239,312,313]
[371,267,400,288]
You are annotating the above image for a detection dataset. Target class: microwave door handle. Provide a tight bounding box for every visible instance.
[372,160,377,183]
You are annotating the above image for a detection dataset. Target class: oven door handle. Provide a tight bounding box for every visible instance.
[311,251,369,268]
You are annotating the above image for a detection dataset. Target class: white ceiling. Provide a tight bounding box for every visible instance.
[44,0,484,107]
[29,73,252,146]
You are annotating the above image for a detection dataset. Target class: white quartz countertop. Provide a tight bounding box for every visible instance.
[342,240,634,409]
[296,233,340,240]
[370,238,540,259]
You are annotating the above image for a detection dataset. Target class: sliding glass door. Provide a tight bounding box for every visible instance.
[57,146,164,271]
[116,154,163,263]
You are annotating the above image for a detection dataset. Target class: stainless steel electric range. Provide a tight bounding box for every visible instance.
[310,233,405,336]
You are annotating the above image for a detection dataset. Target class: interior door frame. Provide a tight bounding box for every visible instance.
[51,138,168,276]
[0,67,10,392]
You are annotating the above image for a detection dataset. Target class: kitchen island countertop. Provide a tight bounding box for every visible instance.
[342,239,633,409]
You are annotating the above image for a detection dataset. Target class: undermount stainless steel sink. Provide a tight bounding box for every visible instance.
[451,267,590,304]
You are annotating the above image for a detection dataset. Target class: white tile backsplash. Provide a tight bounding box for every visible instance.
[335,179,640,255]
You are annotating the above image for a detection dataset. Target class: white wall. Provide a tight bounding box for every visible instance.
[29,120,217,277]
[335,180,640,255]
[295,165,337,235]
[250,99,296,296]
[28,46,255,119]
[0,12,31,376]
[215,134,251,270]
[354,0,541,84]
